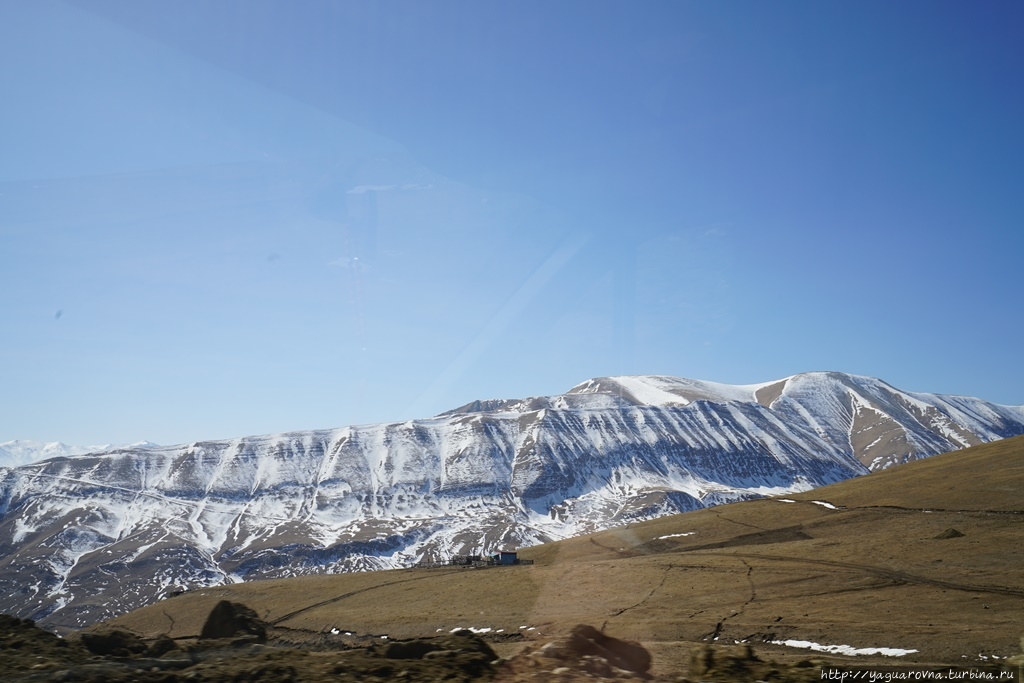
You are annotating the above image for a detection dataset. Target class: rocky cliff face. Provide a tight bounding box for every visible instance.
[2,371,1022,632]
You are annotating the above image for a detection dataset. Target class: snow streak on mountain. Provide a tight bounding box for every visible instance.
[1,372,1022,632]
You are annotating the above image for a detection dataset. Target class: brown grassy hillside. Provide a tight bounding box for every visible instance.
[101,435,1024,674]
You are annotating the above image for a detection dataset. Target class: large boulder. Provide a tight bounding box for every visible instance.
[199,600,268,642]
[497,623,653,681]
[563,624,651,674]
[79,628,148,657]
[380,639,440,659]
[146,633,181,657]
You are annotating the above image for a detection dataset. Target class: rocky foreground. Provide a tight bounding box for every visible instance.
[5,603,1023,683]
[0,605,820,683]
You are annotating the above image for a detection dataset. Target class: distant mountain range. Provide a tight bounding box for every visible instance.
[0,440,159,468]
[1,371,1022,633]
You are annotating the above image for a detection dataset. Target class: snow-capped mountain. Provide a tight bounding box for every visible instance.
[0,440,160,469]
[1,372,1021,633]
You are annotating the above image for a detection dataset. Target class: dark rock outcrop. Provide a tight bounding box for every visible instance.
[563,624,651,674]
[935,528,965,539]
[198,600,267,642]
[372,630,498,678]
[79,628,148,657]
[146,633,180,657]
[496,623,653,680]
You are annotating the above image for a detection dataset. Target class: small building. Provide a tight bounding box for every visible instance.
[422,548,532,570]
[494,550,518,566]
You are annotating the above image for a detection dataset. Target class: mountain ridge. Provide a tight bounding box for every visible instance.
[99,434,1024,670]
[1,371,1022,633]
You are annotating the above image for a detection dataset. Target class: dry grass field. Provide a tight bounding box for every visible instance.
[100,435,1024,677]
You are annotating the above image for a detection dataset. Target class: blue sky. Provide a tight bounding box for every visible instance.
[2,0,1022,446]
